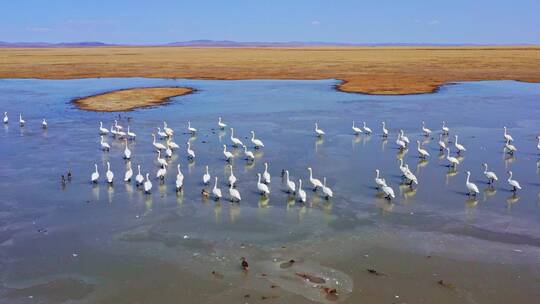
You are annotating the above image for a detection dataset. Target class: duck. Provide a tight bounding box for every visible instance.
[257,173,270,196]
[363,121,372,134]
[91,164,99,183]
[285,170,296,194]
[3,112,7,124]
[187,121,197,134]
[482,163,498,184]
[19,114,25,126]
[381,180,395,200]
[322,177,333,199]
[503,126,514,142]
[297,179,307,203]
[314,123,325,137]
[42,119,48,129]
[175,164,184,191]
[212,177,222,200]
[438,134,447,151]
[307,167,323,190]
[99,121,109,135]
[124,162,133,182]
[135,165,144,185]
[243,145,255,161]
[229,185,241,202]
[106,162,114,184]
[156,150,168,167]
[454,135,466,154]
[127,126,136,139]
[465,171,479,196]
[230,128,244,147]
[446,148,460,167]
[250,131,264,148]
[163,121,174,137]
[381,121,388,137]
[218,117,227,129]
[156,166,167,181]
[203,165,211,185]
[262,162,271,184]
[228,165,237,187]
[157,127,168,139]
[417,140,430,158]
[507,171,522,192]
[186,142,195,159]
[100,135,110,151]
[442,121,450,134]
[123,139,131,159]
[223,144,233,161]
[152,133,167,151]
[504,139,517,155]
[167,138,180,150]
[421,121,432,136]
[144,173,152,193]
[352,121,363,135]
[399,130,410,145]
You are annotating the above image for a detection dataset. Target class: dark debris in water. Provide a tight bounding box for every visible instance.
[367,268,387,276]
[295,272,326,284]
[241,257,249,271]
[437,279,456,290]
[279,259,296,269]
[211,270,224,279]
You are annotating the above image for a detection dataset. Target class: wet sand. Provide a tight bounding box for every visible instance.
[72,87,193,111]
[1,46,540,95]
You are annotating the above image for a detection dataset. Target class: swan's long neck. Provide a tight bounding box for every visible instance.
[455,136,458,144]
[95,164,98,172]
[508,172,513,180]
[447,149,451,157]
[323,177,327,187]
[299,179,302,189]
[376,170,380,179]
[230,129,234,137]
[257,174,261,184]
[214,177,218,189]
[483,164,488,173]
[251,132,255,140]
[308,169,313,179]
[399,159,403,166]
[107,162,110,170]
[223,146,227,153]
[264,163,268,171]
[466,173,470,183]
[206,166,209,174]
[286,171,289,182]
[138,165,141,174]
[152,135,156,143]
[504,127,507,136]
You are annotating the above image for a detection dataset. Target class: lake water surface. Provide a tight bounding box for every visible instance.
[1,78,540,303]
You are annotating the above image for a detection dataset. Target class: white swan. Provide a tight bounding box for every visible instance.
[127,126,136,139]
[100,135,110,151]
[482,163,498,184]
[223,144,233,161]
[250,131,264,148]
[91,164,99,183]
[257,173,270,196]
[212,176,221,199]
[156,166,167,181]
[106,162,114,184]
[218,117,227,129]
[381,180,395,199]
[110,125,118,136]
[363,121,372,134]
[421,121,432,136]
[123,139,131,159]
[297,179,307,203]
[19,114,25,126]
[42,119,48,129]
[165,146,173,158]
[175,164,184,191]
[396,133,407,150]
[157,127,167,139]
[167,138,179,150]
[229,185,241,202]
[262,162,271,184]
[399,130,410,145]
[135,165,144,185]
[381,121,388,137]
[438,134,446,151]
[186,142,195,159]
[156,150,168,167]
[403,164,418,185]
[187,121,197,134]
[446,148,460,167]
[228,165,237,187]
[124,162,133,182]
[3,112,7,124]
[114,120,123,131]
[307,167,323,190]
[243,145,255,161]
[152,133,166,151]
[144,173,152,193]
[285,170,296,194]
[503,126,513,142]
[230,128,243,147]
[116,128,126,138]
[507,171,522,192]
[442,121,450,135]
[203,165,211,185]
[352,121,363,135]
[99,121,109,135]
[465,171,479,196]
[398,159,409,177]
[322,177,333,199]
[417,140,430,158]
[163,121,174,137]
[314,123,325,137]
[504,139,517,155]
[374,169,387,189]
[454,135,466,154]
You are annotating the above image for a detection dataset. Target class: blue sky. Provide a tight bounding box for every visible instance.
[1,0,539,44]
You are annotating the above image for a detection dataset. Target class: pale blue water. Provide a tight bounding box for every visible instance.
[1,78,540,303]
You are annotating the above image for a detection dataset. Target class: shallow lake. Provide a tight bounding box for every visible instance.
[1,78,540,303]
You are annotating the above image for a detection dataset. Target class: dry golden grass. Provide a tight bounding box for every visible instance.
[1,46,539,95]
[73,87,193,111]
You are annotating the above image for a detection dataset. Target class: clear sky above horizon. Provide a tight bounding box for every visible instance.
[1,0,539,44]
